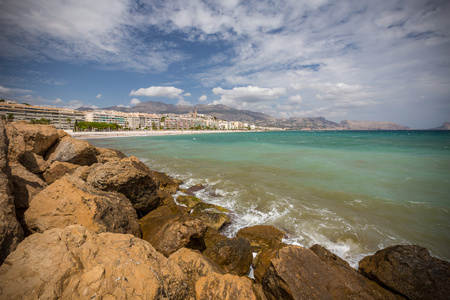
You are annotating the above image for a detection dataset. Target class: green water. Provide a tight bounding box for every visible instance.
[89,130,450,267]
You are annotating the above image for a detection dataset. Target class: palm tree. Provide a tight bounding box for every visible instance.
[66,117,72,130]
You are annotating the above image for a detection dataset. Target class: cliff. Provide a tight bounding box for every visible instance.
[338,120,411,130]
[0,121,448,299]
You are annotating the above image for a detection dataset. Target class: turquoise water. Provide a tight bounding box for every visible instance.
[89,130,450,267]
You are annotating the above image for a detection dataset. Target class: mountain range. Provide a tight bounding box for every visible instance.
[77,100,447,130]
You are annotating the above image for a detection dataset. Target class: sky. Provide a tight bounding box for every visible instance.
[0,0,449,128]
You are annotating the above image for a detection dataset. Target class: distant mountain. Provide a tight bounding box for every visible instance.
[431,122,450,130]
[77,101,412,130]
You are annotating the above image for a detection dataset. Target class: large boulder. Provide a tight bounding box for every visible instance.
[203,237,253,276]
[87,156,160,214]
[42,161,79,184]
[149,170,180,194]
[195,273,261,300]
[253,241,287,283]
[170,247,224,297]
[5,123,59,159]
[191,201,231,231]
[237,225,286,253]
[18,151,49,174]
[0,225,188,299]
[46,136,98,166]
[203,227,228,249]
[94,146,127,163]
[24,175,141,237]
[0,121,23,265]
[10,162,47,224]
[140,213,207,257]
[358,245,450,300]
[262,245,399,300]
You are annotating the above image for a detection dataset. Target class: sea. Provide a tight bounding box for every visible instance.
[88,130,450,268]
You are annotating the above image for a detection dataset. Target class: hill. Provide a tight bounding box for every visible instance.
[431,122,450,130]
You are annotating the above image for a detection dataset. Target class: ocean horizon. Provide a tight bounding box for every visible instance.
[88,130,450,268]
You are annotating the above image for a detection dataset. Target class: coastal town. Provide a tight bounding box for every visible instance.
[0,100,280,132]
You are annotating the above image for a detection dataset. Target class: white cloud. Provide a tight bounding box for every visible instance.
[288,95,303,104]
[129,98,141,106]
[64,100,98,110]
[129,86,185,100]
[198,94,207,102]
[0,85,34,96]
[96,94,102,99]
[183,92,191,97]
[177,99,192,106]
[212,86,286,108]
[54,98,63,104]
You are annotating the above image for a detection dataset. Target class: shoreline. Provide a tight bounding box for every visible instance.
[68,129,249,139]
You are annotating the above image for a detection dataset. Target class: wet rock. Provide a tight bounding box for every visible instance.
[86,156,160,214]
[177,195,203,209]
[203,227,228,249]
[140,204,190,220]
[94,146,127,163]
[253,241,287,283]
[18,151,49,174]
[237,225,286,252]
[46,136,98,166]
[191,201,231,230]
[25,175,141,237]
[0,225,188,299]
[140,213,207,257]
[195,273,261,300]
[5,123,59,159]
[0,120,23,265]
[170,247,224,297]
[262,245,399,300]
[183,183,205,196]
[359,245,450,300]
[203,237,253,276]
[42,161,79,184]
[10,162,47,224]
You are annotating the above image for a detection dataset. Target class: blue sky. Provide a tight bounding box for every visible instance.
[0,0,449,128]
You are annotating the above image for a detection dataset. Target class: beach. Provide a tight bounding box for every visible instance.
[68,129,249,139]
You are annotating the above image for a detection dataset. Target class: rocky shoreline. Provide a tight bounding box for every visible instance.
[1,121,449,299]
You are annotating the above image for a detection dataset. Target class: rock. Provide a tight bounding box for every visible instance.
[203,227,228,249]
[140,214,207,257]
[70,163,102,181]
[94,146,127,163]
[6,123,59,158]
[358,245,450,300]
[86,156,160,214]
[203,237,253,276]
[46,136,98,166]
[18,151,49,174]
[253,241,287,283]
[183,183,205,196]
[24,175,141,237]
[195,273,260,300]
[170,247,224,297]
[56,129,69,139]
[191,201,231,230]
[42,161,79,184]
[237,225,286,253]
[0,225,188,299]
[177,195,203,209]
[0,120,23,265]
[140,204,190,220]
[262,245,399,300]
[149,170,180,194]
[10,162,47,224]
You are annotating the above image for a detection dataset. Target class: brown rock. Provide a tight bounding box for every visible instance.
[170,247,224,297]
[183,183,205,196]
[149,170,180,194]
[253,241,287,283]
[203,237,253,276]
[195,273,260,300]
[191,201,231,230]
[24,175,141,237]
[6,123,59,157]
[0,225,188,299]
[18,151,49,174]
[237,225,286,252]
[42,161,79,184]
[177,195,203,209]
[262,245,399,300]
[358,245,450,300]
[86,156,160,214]
[56,129,69,139]
[0,120,23,265]
[204,227,228,249]
[94,146,127,163]
[140,214,207,257]
[10,162,47,224]
[140,204,190,220]
[46,136,98,166]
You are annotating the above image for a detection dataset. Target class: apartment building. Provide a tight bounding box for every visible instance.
[0,101,85,130]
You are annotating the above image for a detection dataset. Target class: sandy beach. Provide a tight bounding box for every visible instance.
[68,129,246,139]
